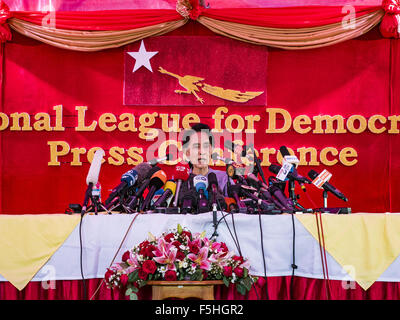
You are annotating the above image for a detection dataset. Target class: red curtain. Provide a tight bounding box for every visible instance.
[202,6,382,28]
[1,276,400,300]
[7,6,382,31]
[10,10,183,31]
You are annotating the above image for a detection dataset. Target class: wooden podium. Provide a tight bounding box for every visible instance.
[147,280,223,300]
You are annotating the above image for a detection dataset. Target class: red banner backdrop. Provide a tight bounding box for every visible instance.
[0,23,399,214]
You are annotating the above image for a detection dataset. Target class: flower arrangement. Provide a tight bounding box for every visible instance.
[105,224,256,300]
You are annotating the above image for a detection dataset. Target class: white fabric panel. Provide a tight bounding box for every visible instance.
[1,212,400,284]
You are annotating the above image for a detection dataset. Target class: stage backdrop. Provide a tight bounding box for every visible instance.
[0,22,399,214]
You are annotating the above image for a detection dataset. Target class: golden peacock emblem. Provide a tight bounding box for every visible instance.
[158,66,263,104]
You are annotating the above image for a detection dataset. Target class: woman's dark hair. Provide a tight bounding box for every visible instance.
[182,123,214,149]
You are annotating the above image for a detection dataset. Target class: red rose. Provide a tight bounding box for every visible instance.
[138,268,148,280]
[164,270,177,281]
[144,245,156,258]
[181,231,192,240]
[164,233,175,242]
[232,255,244,264]
[189,243,199,254]
[176,250,185,261]
[220,242,228,252]
[120,274,128,286]
[202,270,208,280]
[139,240,149,249]
[122,250,130,262]
[142,260,157,274]
[223,266,233,277]
[105,269,114,282]
[234,267,244,278]
[171,240,181,248]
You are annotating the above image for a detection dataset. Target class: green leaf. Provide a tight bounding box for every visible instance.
[242,277,252,291]
[125,287,132,296]
[177,224,183,234]
[223,276,230,287]
[236,283,246,296]
[243,268,248,278]
[128,269,139,282]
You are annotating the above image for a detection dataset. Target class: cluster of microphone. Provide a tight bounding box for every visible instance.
[73,143,350,216]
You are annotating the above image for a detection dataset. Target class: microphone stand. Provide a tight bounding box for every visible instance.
[323,190,328,208]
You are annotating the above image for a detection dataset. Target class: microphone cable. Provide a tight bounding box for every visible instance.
[257,207,270,300]
[289,211,297,300]
[90,211,142,300]
[217,201,260,300]
[79,213,87,300]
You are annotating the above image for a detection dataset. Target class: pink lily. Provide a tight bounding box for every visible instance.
[188,246,211,270]
[153,238,177,270]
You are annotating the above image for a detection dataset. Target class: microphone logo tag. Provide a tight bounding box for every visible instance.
[312,169,333,189]
[276,160,293,181]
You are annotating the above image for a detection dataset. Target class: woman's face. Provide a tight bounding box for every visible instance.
[184,131,212,170]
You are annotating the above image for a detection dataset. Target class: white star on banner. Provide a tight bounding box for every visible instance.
[127,40,158,73]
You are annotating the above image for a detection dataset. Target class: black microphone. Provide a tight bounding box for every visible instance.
[268,183,295,211]
[127,166,161,210]
[269,164,311,185]
[104,169,139,206]
[239,185,275,211]
[181,192,197,214]
[82,149,105,215]
[227,184,247,213]
[140,169,168,211]
[153,180,177,208]
[193,175,210,213]
[308,170,348,202]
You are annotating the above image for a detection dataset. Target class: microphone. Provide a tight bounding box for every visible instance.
[127,166,161,211]
[239,185,275,211]
[104,169,139,206]
[86,149,104,186]
[279,145,291,158]
[82,149,105,215]
[308,170,348,202]
[147,154,172,166]
[268,183,295,211]
[208,172,227,211]
[140,169,168,211]
[181,192,196,214]
[153,180,177,208]
[172,163,190,207]
[193,175,210,213]
[227,184,247,213]
[269,164,311,185]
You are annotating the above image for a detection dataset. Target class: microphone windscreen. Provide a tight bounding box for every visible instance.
[308,170,319,180]
[121,169,139,187]
[135,162,152,182]
[164,180,177,195]
[193,175,208,190]
[208,172,218,187]
[146,166,161,179]
[279,146,291,157]
[86,149,105,185]
[174,163,190,181]
[268,164,280,175]
[150,170,168,189]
